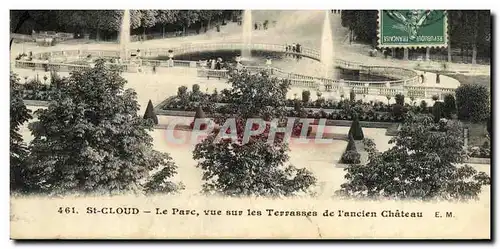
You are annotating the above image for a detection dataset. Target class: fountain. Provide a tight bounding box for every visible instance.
[241,10,252,60]
[320,10,336,79]
[119,9,131,61]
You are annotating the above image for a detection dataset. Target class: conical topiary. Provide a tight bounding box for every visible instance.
[340,134,361,164]
[348,115,364,140]
[346,134,357,152]
[143,99,158,125]
[191,106,208,130]
[194,106,206,119]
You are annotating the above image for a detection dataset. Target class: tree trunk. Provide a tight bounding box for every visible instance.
[162,25,165,38]
[425,47,430,61]
[447,40,452,62]
[461,46,464,62]
[96,27,100,41]
[206,18,211,32]
[143,27,146,40]
[403,48,409,60]
[472,45,477,64]
[183,26,186,35]
[466,47,469,63]
[472,11,478,65]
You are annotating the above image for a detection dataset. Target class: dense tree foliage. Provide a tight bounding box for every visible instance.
[455,84,490,122]
[192,69,316,197]
[25,60,182,195]
[10,72,33,192]
[432,101,444,123]
[443,94,457,118]
[10,10,241,39]
[338,113,490,200]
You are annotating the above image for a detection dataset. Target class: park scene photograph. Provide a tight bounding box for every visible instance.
[9,9,492,239]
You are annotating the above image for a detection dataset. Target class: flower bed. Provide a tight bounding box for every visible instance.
[467,144,491,159]
[19,79,59,101]
[158,87,436,123]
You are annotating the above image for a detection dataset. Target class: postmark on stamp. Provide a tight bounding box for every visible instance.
[378,10,448,48]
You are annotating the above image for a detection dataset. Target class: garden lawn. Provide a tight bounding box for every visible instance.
[448,74,491,89]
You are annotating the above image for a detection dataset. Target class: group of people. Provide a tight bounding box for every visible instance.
[285,43,303,59]
[16,51,33,61]
[200,58,226,70]
[254,20,275,30]
[419,72,440,84]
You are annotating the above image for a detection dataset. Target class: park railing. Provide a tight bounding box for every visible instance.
[14,59,453,100]
[17,42,432,93]
[195,67,454,100]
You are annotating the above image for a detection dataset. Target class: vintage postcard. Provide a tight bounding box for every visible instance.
[9,9,491,239]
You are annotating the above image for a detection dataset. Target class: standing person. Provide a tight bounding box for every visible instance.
[436,73,440,84]
[211,59,216,70]
[152,65,156,74]
[291,43,297,59]
[296,43,302,59]
[254,23,258,30]
[420,74,425,84]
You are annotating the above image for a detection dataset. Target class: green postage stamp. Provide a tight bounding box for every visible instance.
[378,10,448,48]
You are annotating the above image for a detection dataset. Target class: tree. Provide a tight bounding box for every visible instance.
[302,90,311,103]
[156,10,179,38]
[225,69,290,119]
[192,84,200,94]
[432,101,444,123]
[455,84,490,122]
[199,10,223,32]
[443,94,457,118]
[348,115,364,140]
[338,113,490,200]
[486,117,491,137]
[392,104,405,121]
[83,10,123,41]
[143,99,158,125]
[139,10,158,38]
[177,10,201,34]
[177,86,188,98]
[345,134,357,152]
[129,10,143,30]
[10,72,33,192]
[420,100,428,113]
[190,106,207,130]
[340,135,361,164]
[192,69,316,197]
[194,106,206,119]
[340,10,378,44]
[26,60,181,195]
[395,93,405,106]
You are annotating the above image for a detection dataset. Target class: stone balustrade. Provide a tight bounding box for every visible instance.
[17,42,462,98]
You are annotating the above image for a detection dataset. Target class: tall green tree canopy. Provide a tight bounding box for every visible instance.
[192,69,316,197]
[26,60,181,195]
[10,72,33,192]
[338,113,490,200]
